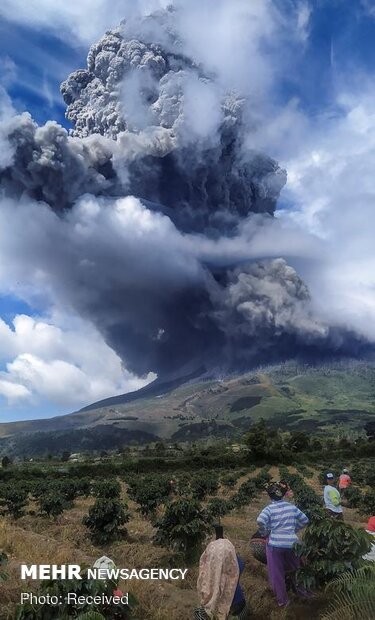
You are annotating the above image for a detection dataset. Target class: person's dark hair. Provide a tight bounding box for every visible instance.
[266,481,289,501]
[214,524,224,540]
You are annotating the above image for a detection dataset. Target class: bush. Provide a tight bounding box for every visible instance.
[221,473,237,487]
[44,480,79,508]
[206,498,230,520]
[173,473,192,495]
[253,469,272,489]
[190,473,219,500]
[232,479,257,507]
[358,490,375,516]
[1,456,12,468]
[229,468,272,508]
[0,486,28,519]
[279,470,324,521]
[350,462,375,487]
[30,481,50,500]
[127,475,170,518]
[93,479,121,499]
[244,421,289,462]
[83,498,130,545]
[297,464,314,479]
[154,499,211,562]
[342,486,362,509]
[295,518,373,590]
[288,432,310,453]
[39,493,66,520]
[75,477,92,497]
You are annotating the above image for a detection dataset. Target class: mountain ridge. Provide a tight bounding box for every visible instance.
[1,359,375,457]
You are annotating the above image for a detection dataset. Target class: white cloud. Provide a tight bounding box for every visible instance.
[0,313,154,408]
[0,1,169,45]
[282,88,375,339]
[0,379,31,402]
[0,80,16,169]
[296,1,312,42]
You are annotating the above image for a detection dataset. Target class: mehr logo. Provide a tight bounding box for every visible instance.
[20,557,188,581]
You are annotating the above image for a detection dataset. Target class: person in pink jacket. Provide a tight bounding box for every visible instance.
[338,469,351,498]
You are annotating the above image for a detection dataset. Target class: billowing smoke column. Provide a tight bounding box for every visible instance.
[0,8,366,380]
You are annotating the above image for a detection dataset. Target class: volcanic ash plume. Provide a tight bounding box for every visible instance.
[0,8,367,380]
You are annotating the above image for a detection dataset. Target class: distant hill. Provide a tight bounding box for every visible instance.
[1,359,375,456]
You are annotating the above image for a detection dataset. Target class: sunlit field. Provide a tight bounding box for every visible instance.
[1,460,373,620]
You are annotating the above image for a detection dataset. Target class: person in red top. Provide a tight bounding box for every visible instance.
[339,468,351,498]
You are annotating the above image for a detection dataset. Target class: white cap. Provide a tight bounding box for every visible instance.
[93,556,116,578]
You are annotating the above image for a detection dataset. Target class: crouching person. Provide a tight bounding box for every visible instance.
[195,526,247,620]
[257,481,309,608]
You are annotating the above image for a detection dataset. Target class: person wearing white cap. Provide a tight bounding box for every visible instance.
[323,473,343,520]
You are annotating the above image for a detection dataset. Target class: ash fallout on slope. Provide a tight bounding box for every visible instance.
[0,7,369,380]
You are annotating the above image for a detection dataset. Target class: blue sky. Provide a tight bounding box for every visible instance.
[0,0,375,421]
[1,1,375,127]
[0,19,84,127]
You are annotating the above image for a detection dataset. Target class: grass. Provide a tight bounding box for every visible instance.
[0,466,370,620]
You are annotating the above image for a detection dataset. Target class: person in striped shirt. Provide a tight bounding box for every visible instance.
[257,481,309,607]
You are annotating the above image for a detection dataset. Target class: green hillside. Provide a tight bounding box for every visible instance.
[1,360,375,456]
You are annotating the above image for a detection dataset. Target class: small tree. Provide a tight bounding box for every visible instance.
[207,498,230,520]
[244,420,284,461]
[364,420,375,441]
[231,479,257,508]
[93,479,121,499]
[75,477,92,497]
[155,442,166,455]
[343,487,362,509]
[295,518,372,590]
[39,494,66,520]
[50,480,79,507]
[221,473,237,487]
[287,431,310,453]
[61,451,70,462]
[127,475,170,519]
[191,473,219,500]
[253,469,272,489]
[83,498,130,545]
[359,490,375,516]
[154,499,211,562]
[0,487,28,519]
[1,456,12,468]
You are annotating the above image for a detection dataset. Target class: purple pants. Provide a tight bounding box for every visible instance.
[266,544,300,606]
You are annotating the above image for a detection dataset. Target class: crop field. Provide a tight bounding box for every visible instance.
[0,458,374,620]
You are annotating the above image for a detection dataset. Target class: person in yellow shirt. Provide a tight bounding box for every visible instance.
[324,473,343,520]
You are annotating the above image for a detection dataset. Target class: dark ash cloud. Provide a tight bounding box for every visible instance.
[0,7,370,382]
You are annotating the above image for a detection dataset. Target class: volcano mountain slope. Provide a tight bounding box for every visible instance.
[1,360,375,456]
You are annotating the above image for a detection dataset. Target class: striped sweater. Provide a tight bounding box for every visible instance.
[257,500,309,548]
